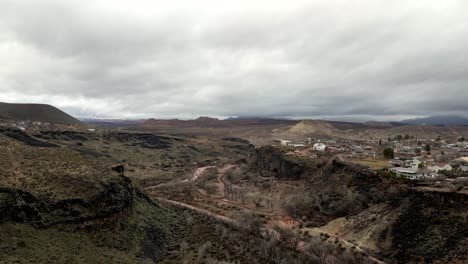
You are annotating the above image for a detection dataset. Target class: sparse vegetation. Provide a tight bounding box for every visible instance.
[1,120,467,264]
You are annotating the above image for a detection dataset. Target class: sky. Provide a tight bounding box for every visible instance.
[0,0,467,121]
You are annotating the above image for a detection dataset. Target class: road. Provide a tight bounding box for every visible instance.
[192,164,280,216]
[146,163,386,264]
[157,197,237,225]
[157,196,386,264]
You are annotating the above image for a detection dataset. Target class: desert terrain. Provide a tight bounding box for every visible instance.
[0,104,467,263]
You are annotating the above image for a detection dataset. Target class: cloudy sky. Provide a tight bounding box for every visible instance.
[1,0,467,121]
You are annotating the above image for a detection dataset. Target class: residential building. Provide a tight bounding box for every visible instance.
[312,143,326,151]
[428,163,452,173]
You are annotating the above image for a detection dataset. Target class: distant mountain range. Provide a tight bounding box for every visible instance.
[2,101,468,127]
[399,115,468,126]
[0,102,80,124]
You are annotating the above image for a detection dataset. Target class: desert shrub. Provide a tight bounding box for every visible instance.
[226,168,242,184]
[235,213,264,234]
[282,192,318,218]
[196,241,212,263]
[282,187,367,220]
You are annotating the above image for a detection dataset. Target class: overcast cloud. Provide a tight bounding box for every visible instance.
[0,0,467,121]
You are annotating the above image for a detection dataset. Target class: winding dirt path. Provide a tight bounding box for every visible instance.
[157,197,386,264]
[144,166,215,191]
[158,197,237,225]
[193,164,280,216]
[146,163,386,263]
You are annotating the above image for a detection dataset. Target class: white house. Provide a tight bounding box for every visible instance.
[313,143,326,151]
[428,164,453,173]
[389,167,431,180]
[410,158,422,169]
[291,143,305,147]
[390,167,419,179]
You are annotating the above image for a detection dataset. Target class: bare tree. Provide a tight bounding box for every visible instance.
[181,183,194,203]
[264,197,274,212]
[204,183,218,197]
[234,187,246,204]
[252,196,263,208]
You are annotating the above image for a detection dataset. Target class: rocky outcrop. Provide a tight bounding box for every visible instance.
[253,146,323,179]
[388,189,468,263]
[0,175,133,227]
[104,132,180,149]
[0,128,58,147]
[322,188,468,263]
[0,168,174,263]
[222,137,251,144]
[35,131,90,141]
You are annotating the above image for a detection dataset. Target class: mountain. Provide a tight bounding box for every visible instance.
[81,118,146,127]
[400,115,468,126]
[287,120,340,138]
[0,102,80,124]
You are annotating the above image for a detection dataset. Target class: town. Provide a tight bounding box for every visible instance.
[274,135,468,186]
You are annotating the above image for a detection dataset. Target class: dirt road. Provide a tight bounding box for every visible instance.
[144,166,215,191]
[157,197,237,225]
[157,197,386,264]
[146,164,386,263]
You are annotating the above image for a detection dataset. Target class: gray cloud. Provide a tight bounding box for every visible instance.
[1,0,468,121]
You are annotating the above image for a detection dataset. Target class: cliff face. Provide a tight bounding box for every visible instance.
[0,175,133,227]
[0,180,173,263]
[0,135,176,263]
[312,160,468,263]
[253,146,323,179]
[322,188,468,264]
[388,189,468,263]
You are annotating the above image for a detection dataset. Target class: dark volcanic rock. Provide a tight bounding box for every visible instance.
[36,131,90,141]
[254,146,322,179]
[112,164,126,174]
[0,175,133,227]
[0,128,58,147]
[222,137,251,144]
[105,132,176,149]
[141,223,169,262]
[390,190,468,264]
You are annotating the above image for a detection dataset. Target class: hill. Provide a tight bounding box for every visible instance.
[400,115,468,126]
[288,120,340,137]
[0,133,176,263]
[0,102,80,124]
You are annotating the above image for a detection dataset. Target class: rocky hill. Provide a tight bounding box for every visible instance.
[288,120,340,138]
[253,146,326,179]
[280,119,468,141]
[0,133,176,263]
[0,102,80,124]
[251,150,468,263]
[1,129,360,264]
[321,188,468,264]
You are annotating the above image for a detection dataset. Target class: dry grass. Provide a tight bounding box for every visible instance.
[348,159,392,170]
